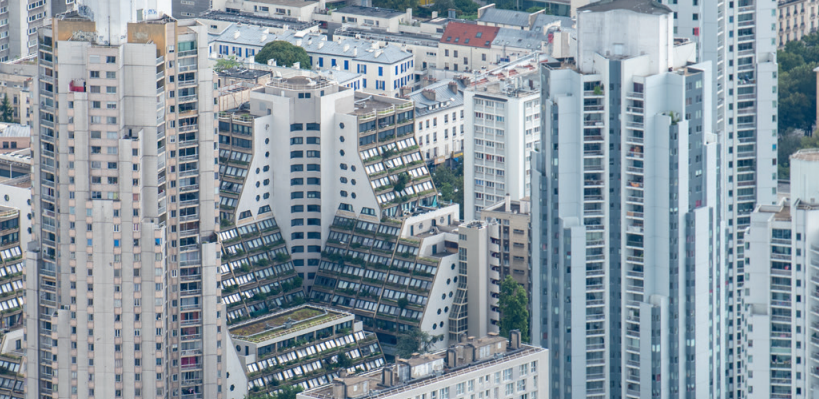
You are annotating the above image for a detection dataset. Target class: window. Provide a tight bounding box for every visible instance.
[307,191,320,198]
[106,56,116,64]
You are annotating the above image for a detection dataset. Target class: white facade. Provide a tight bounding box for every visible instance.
[209,26,414,97]
[743,150,819,399]
[666,0,779,397]
[464,59,541,220]
[408,80,466,166]
[533,2,722,398]
[217,0,320,21]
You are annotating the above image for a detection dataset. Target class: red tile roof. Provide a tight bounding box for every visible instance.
[440,22,499,49]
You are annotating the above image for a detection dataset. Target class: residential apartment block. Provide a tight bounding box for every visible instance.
[209,25,414,97]
[438,22,546,73]
[0,57,36,125]
[1,0,51,62]
[667,0,780,397]
[225,305,385,399]
[297,332,548,399]
[533,1,722,398]
[743,149,819,399]
[450,196,531,341]
[778,0,818,47]
[464,56,542,219]
[406,79,465,167]
[26,10,223,399]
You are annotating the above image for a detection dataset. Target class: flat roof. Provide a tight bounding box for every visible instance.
[792,149,819,162]
[478,8,532,28]
[351,92,412,116]
[199,10,319,30]
[334,5,405,19]
[301,344,547,399]
[241,0,318,7]
[578,0,672,15]
[217,67,273,80]
[229,305,351,343]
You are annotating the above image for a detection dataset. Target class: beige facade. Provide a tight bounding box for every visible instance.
[450,197,531,341]
[27,13,223,399]
[778,0,819,47]
[298,333,548,399]
[0,58,36,126]
[480,197,531,291]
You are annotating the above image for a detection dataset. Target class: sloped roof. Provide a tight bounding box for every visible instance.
[492,28,546,51]
[578,0,672,15]
[440,22,500,49]
[407,79,465,117]
[213,24,412,64]
[478,8,531,28]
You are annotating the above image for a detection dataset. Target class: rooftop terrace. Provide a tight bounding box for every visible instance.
[230,305,351,343]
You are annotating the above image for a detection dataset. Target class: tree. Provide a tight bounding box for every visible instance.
[498,276,529,343]
[776,31,819,133]
[0,94,13,123]
[373,0,419,14]
[393,172,410,193]
[397,297,409,309]
[255,41,311,69]
[432,164,464,218]
[336,352,352,368]
[214,55,241,72]
[246,385,304,399]
[778,128,819,179]
[396,328,432,358]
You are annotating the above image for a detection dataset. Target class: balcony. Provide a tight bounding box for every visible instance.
[181,318,202,326]
[180,289,202,297]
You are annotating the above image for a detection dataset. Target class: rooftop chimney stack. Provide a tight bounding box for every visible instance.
[509,330,521,350]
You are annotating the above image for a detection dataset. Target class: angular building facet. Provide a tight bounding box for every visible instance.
[533,1,721,398]
[26,9,223,399]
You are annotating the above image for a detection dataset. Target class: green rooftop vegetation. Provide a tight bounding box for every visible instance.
[230,306,349,343]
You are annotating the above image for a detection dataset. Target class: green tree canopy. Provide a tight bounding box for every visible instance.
[246,385,304,399]
[777,31,819,133]
[372,0,419,14]
[0,94,13,123]
[499,276,529,342]
[779,128,819,179]
[214,55,242,72]
[255,41,311,69]
[396,328,432,359]
[432,163,464,219]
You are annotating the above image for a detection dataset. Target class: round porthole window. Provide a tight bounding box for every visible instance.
[340,150,345,156]
[339,123,345,129]
[3,195,8,201]
[340,136,345,142]
[265,138,270,144]
[351,166,356,172]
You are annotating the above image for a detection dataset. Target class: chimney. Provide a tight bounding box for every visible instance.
[447,348,458,368]
[459,332,467,343]
[448,80,459,94]
[399,86,412,98]
[333,379,347,399]
[406,7,413,22]
[505,193,511,212]
[432,11,438,19]
[422,89,436,101]
[509,330,521,350]
[293,62,301,69]
[381,366,395,387]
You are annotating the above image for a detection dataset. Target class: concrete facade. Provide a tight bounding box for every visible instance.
[533,2,722,398]
[298,333,548,399]
[742,150,819,399]
[464,56,542,220]
[26,11,223,399]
